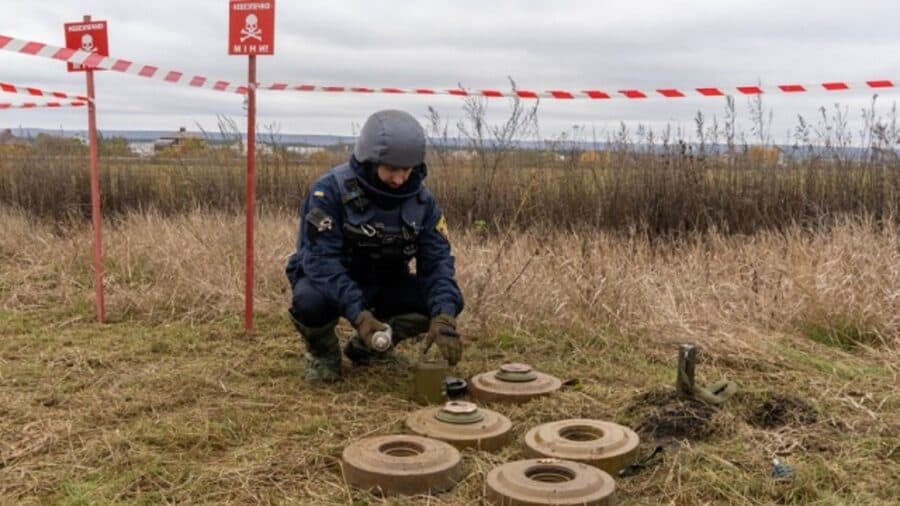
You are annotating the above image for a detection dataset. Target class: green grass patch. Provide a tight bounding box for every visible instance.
[800,315,883,350]
[3,308,898,504]
[772,338,888,382]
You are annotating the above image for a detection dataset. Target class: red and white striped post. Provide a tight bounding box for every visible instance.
[64,15,109,323]
[229,0,276,333]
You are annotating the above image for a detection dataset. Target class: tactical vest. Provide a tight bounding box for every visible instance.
[333,164,427,269]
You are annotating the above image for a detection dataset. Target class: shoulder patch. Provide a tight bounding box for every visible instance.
[435,215,450,241]
[313,190,325,198]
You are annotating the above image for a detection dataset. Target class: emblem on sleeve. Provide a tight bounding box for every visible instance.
[435,215,450,241]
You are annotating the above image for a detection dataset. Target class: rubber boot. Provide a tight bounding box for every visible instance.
[343,313,430,366]
[291,315,341,382]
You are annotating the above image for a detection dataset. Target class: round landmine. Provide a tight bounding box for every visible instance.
[470,363,562,403]
[341,435,462,496]
[485,458,617,505]
[406,400,513,451]
[523,419,640,474]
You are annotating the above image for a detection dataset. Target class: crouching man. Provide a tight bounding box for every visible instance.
[285,109,464,382]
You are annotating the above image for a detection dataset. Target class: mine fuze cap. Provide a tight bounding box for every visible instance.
[353,109,426,169]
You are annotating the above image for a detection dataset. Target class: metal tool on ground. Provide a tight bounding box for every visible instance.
[485,458,617,505]
[676,343,698,398]
[617,445,665,478]
[341,434,462,496]
[676,343,738,405]
[406,400,513,451]
[411,358,450,405]
[470,363,562,403]
[523,419,640,474]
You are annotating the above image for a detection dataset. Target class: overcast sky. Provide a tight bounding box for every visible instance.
[2,0,899,143]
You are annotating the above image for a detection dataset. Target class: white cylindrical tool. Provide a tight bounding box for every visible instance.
[370,326,393,352]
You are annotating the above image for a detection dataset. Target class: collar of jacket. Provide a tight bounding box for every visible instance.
[348,155,426,204]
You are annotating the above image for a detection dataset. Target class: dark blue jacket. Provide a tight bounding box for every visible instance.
[286,157,464,322]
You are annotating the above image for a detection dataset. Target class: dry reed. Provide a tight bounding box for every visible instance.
[1,207,898,504]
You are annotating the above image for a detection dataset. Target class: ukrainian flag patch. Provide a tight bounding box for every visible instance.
[435,215,450,241]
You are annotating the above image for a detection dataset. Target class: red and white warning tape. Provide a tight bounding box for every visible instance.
[1,81,88,101]
[0,34,248,94]
[254,79,897,100]
[0,100,87,109]
[1,33,896,101]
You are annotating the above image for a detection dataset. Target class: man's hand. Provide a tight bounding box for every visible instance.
[354,310,388,348]
[421,314,461,365]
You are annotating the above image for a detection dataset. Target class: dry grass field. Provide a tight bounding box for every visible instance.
[1,206,897,504]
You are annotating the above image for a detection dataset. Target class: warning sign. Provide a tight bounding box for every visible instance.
[229,1,275,55]
[64,20,108,72]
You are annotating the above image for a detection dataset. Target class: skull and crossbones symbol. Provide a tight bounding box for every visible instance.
[240,14,262,42]
[81,34,96,52]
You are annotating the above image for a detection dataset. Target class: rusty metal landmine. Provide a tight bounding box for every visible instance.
[485,458,617,505]
[406,401,513,451]
[470,363,563,403]
[523,419,640,474]
[341,435,463,496]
